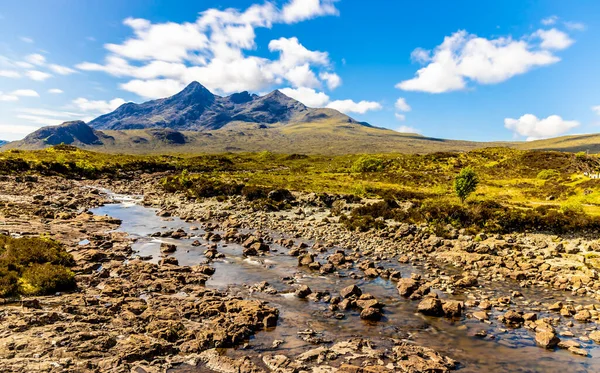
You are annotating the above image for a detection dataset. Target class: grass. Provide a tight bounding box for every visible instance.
[0,235,75,297]
[4,145,600,234]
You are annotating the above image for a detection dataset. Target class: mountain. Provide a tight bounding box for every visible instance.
[89,81,364,131]
[0,140,7,146]
[14,121,114,149]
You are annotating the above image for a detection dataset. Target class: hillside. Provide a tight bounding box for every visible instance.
[518,134,600,153]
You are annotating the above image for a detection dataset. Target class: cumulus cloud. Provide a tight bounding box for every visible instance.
[534,28,574,50]
[397,29,572,93]
[25,53,46,66]
[49,64,76,75]
[0,70,21,78]
[504,114,579,141]
[19,37,34,44]
[395,97,411,112]
[281,0,339,23]
[564,21,586,31]
[279,87,330,107]
[26,70,52,81]
[76,1,340,97]
[0,93,18,101]
[119,79,185,99]
[394,113,406,121]
[327,99,382,114]
[396,125,420,133]
[16,114,64,126]
[12,89,39,97]
[73,97,127,113]
[48,88,64,94]
[319,72,341,90]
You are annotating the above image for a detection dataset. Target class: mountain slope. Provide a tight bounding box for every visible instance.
[517,134,600,153]
[15,121,113,149]
[89,81,363,131]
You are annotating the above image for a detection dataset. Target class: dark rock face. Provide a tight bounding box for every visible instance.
[89,81,359,131]
[21,121,110,146]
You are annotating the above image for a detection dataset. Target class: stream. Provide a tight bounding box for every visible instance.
[90,193,600,373]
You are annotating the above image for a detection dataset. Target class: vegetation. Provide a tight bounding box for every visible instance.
[4,145,600,235]
[454,167,479,203]
[0,235,75,297]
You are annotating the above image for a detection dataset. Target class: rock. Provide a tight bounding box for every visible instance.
[298,254,315,267]
[442,300,463,317]
[363,268,379,278]
[573,310,591,322]
[568,347,588,356]
[501,310,524,325]
[589,330,600,344]
[295,285,312,299]
[21,299,41,309]
[243,246,258,256]
[417,297,443,316]
[535,330,560,349]
[340,285,362,299]
[159,256,179,266]
[359,307,382,321]
[548,301,563,311]
[160,243,177,253]
[455,274,478,288]
[397,278,419,297]
[472,311,489,321]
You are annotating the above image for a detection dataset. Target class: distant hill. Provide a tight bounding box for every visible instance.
[14,121,113,149]
[89,81,366,131]
[0,140,7,146]
[518,134,600,153]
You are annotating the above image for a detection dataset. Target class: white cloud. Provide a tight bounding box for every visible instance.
[541,16,558,26]
[411,48,431,64]
[48,88,64,94]
[17,108,85,118]
[394,113,406,121]
[0,70,21,78]
[119,79,184,99]
[279,87,330,107]
[25,53,46,66]
[504,114,579,141]
[0,124,41,141]
[397,29,569,93]
[396,125,420,133]
[564,21,586,31]
[395,97,411,112]
[0,93,18,101]
[327,99,382,114]
[26,70,52,81]
[49,64,76,75]
[319,72,341,90]
[534,28,574,50]
[72,97,127,113]
[16,114,64,126]
[281,0,339,24]
[592,106,600,116]
[11,89,39,97]
[20,36,34,44]
[76,2,340,97]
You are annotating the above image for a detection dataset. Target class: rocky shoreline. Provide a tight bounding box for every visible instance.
[1,174,600,372]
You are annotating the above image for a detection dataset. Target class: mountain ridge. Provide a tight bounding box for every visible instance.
[89,81,363,131]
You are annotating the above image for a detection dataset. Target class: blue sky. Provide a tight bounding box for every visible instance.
[0,0,599,142]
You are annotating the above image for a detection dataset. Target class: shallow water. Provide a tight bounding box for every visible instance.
[91,200,600,372]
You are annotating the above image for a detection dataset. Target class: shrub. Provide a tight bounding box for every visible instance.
[454,167,479,203]
[537,169,560,180]
[351,156,385,173]
[0,235,75,297]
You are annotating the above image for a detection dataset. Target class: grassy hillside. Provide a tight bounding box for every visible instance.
[4,119,514,155]
[519,134,600,153]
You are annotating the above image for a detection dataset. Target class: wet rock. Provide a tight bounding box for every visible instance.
[397,278,419,297]
[442,300,463,317]
[472,311,489,321]
[535,330,560,349]
[340,285,362,299]
[243,246,258,256]
[501,310,524,326]
[295,285,312,299]
[298,253,315,267]
[573,310,591,322]
[454,274,478,288]
[359,307,382,321]
[160,243,177,253]
[417,297,443,316]
[589,330,600,344]
[159,256,179,266]
[568,347,588,356]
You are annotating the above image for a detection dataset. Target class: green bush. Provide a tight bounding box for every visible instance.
[0,235,75,297]
[351,156,385,173]
[537,169,560,180]
[454,167,479,203]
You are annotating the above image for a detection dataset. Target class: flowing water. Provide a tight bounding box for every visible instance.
[91,195,600,373]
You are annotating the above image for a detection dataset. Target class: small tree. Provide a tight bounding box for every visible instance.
[454,167,479,203]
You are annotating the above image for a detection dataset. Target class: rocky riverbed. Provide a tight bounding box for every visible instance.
[1,174,600,372]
